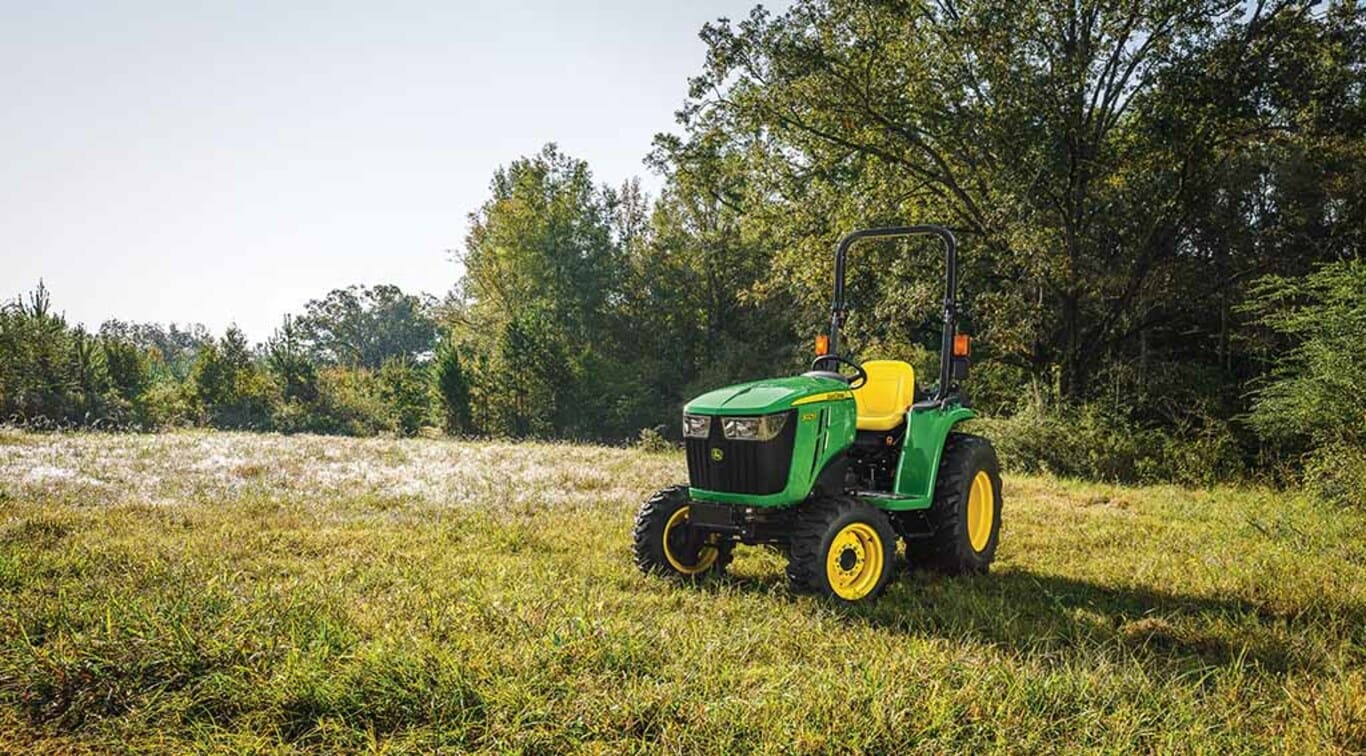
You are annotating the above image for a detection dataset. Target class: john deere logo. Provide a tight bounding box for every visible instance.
[710,447,724,462]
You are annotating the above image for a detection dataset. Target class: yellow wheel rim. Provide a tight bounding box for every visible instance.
[825,522,884,600]
[662,506,718,575]
[967,470,995,552]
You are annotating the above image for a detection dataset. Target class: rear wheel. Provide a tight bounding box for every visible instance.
[924,433,1002,573]
[786,496,897,603]
[633,485,732,578]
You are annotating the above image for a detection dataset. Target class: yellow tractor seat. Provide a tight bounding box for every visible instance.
[852,360,916,431]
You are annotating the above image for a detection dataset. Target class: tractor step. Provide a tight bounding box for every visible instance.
[853,490,903,499]
[853,490,932,511]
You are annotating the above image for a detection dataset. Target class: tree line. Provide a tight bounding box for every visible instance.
[0,283,448,438]
[3,1,1363,500]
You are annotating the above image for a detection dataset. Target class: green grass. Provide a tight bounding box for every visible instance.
[0,429,1363,753]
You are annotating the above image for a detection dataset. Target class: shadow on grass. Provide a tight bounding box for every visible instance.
[708,564,1364,674]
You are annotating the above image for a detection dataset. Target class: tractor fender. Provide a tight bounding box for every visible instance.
[895,405,977,499]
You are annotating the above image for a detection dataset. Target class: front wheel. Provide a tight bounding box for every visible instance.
[924,433,1002,574]
[633,486,732,578]
[786,496,897,603]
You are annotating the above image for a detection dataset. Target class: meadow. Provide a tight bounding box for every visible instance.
[0,429,1363,753]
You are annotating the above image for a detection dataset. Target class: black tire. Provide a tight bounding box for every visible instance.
[924,433,1002,574]
[633,485,733,578]
[785,495,897,603]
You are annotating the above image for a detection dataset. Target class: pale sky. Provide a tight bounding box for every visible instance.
[2,1,773,341]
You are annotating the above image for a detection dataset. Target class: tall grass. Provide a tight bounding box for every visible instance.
[0,430,1362,752]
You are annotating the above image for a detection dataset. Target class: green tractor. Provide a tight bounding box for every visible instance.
[633,225,1002,603]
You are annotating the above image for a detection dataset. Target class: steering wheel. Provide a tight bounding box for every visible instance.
[811,354,868,390]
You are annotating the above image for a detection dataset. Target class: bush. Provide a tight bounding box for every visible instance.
[432,338,472,435]
[971,397,1244,486]
[1302,442,1366,509]
[380,357,432,437]
[1243,261,1366,503]
[266,363,434,438]
[134,380,193,430]
[972,402,1138,481]
[1147,418,1247,489]
[632,426,674,453]
[309,368,390,436]
[191,329,278,430]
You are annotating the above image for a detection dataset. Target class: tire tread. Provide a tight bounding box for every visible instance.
[633,485,733,577]
[924,433,1001,574]
[785,495,896,600]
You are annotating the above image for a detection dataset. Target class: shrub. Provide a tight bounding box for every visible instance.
[0,283,90,425]
[136,380,193,429]
[101,336,151,405]
[1302,442,1366,509]
[632,426,674,453]
[266,316,319,404]
[432,338,472,435]
[1147,417,1247,489]
[191,329,278,430]
[1243,261,1366,503]
[380,357,432,437]
[306,368,391,436]
[971,397,1244,486]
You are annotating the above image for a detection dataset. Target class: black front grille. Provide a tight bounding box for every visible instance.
[686,411,797,495]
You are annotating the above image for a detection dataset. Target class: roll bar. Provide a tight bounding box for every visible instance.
[825,225,959,402]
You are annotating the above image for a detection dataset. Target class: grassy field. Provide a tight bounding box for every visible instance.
[0,430,1363,753]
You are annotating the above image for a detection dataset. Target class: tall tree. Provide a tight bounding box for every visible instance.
[192,326,275,429]
[454,145,626,437]
[667,0,1353,412]
[295,284,437,369]
[265,315,318,403]
[432,335,472,435]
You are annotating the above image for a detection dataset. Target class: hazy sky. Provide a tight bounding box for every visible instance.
[2,1,773,341]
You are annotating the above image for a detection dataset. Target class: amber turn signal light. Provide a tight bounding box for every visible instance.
[953,333,971,357]
[815,334,830,355]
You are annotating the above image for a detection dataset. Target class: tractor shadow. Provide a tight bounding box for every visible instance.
[710,563,1363,675]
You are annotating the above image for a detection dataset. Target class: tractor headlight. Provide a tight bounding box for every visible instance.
[682,413,712,439]
[721,413,788,442]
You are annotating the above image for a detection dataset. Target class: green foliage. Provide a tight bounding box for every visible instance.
[268,366,398,438]
[136,380,193,429]
[191,328,277,430]
[0,282,83,425]
[296,285,436,369]
[1303,442,1366,510]
[379,357,432,437]
[264,315,321,433]
[662,0,1364,421]
[972,396,1245,487]
[100,335,149,404]
[1244,260,1366,505]
[631,426,675,453]
[450,145,795,440]
[265,315,319,405]
[1244,261,1366,446]
[0,282,156,428]
[7,2,1366,492]
[0,286,432,439]
[307,368,391,437]
[454,146,620,438]
[432,337,472,434]
[99,320,211,381]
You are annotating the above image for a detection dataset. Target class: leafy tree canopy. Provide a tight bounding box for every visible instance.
[295,284,437,369]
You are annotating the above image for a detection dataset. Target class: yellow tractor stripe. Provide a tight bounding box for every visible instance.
[792,391,854,406]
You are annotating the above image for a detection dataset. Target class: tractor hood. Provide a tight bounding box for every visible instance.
[685,374,853,415]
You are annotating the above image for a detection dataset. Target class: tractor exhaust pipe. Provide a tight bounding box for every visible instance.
[827,225,959,402]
